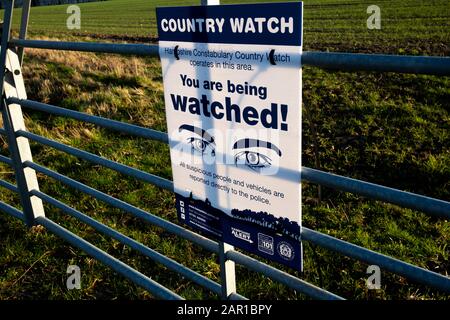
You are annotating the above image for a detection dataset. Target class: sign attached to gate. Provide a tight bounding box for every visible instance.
[157,2,303,270]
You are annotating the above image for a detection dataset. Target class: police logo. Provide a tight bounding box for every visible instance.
[277,241,295,261]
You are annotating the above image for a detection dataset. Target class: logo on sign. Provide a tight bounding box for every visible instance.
[277,241,295,261]
[231,227,253,244]
[258,233,274,255]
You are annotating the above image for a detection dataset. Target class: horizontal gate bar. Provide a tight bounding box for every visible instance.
[302,167,450,219]
[25,160,220,253]
[10,39,159,56]
[0,200,24,221]
[0,179,18,193]
[10,100,449,219]
[226,250,345,300]
[24,160,342,299]
[13,121,450,290]
[27,158,450,294]
[30,189,234,299]
[301,51,450,76]
[0,154,13,166]
[16,130,173,191]
[301,228,450,294]
[7,97,168,143]
[0,129,13,167]
[9,39,450,75]
[26,161,450,293]
[35,216,184,300]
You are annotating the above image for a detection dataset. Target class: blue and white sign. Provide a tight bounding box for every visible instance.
[157,2,303,270]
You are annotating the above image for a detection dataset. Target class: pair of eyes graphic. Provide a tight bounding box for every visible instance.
[179,124,282,172]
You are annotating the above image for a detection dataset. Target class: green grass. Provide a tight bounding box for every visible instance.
[3,0,450,55]
[0,0,449,300]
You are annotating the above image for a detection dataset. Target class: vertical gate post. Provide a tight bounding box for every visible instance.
[219,242,237,298]
[201,0,220,5]
[18,0,32,65]
[200,0,237,299]
[0,0,45,227]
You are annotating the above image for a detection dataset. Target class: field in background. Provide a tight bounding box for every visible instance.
[0,0,449,299]
[3,0,450,55]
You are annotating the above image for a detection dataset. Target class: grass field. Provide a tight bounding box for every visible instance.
[0,0,449,300]
[5,0,450,55]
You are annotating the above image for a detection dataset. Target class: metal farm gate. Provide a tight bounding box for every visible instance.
[0,0,449,300]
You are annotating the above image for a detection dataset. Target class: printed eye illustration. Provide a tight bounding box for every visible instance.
[233,138,282,175]
[187,137,216,156]
[179,124,216,158]
[234,151,271,172]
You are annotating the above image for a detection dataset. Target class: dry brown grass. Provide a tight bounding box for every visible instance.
[22,37,148,77]
[19,37,166,133]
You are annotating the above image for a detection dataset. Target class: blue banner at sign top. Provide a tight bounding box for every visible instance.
[156,2,303,46]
